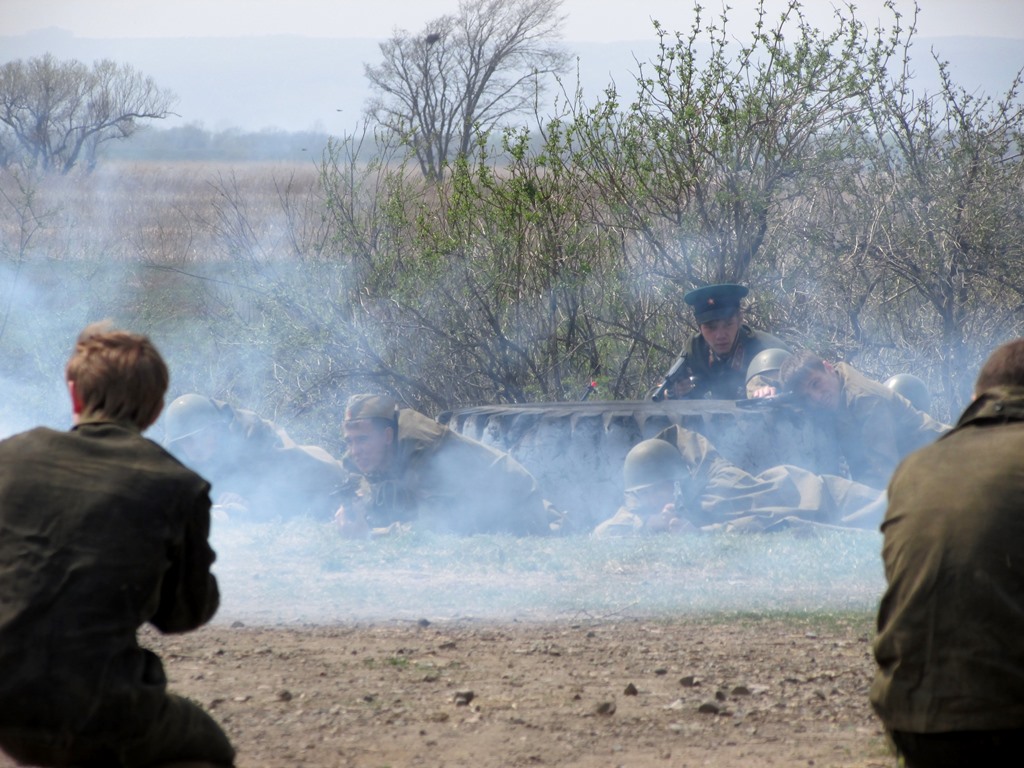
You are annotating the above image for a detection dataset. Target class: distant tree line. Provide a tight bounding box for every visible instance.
[0,53,175,173]
[102,124,337,163]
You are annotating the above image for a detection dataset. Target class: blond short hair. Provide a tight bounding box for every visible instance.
[65,321,168,429]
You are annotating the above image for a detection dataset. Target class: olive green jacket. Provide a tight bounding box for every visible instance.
[0,421,219,734]
[871,386,1024,733]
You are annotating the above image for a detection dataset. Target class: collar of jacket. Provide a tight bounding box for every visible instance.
[72,417,142,434]
[955,386,1024,428]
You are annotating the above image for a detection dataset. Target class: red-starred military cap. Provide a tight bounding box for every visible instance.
[683,284,749,324]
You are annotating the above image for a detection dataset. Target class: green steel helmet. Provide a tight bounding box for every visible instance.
[884,373,931,413]
[164,393,220,443]
[746,348,793,385]
[623,438,685,492]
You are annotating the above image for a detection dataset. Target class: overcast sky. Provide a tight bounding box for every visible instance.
[4,0,1024,41]
[3,1,1021,134]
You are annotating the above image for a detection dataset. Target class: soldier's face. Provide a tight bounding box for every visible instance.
[800,368,841,410]
[343,419,394,474]
[699,314,741,356]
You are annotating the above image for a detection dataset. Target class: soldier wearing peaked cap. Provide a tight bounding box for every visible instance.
[337,394,559,537]
[655,284,790,400]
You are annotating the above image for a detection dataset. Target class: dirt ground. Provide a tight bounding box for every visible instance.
[0,614,899,768]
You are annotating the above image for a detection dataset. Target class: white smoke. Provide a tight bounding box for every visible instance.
[208,519,884,625]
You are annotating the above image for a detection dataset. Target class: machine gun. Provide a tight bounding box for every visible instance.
[651,354,699,402]
[734,391,801,409]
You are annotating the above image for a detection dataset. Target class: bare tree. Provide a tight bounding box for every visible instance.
[816,48,1024,409]
[569,1,887,287]
[364,0,570,181]
[0,54,176,174]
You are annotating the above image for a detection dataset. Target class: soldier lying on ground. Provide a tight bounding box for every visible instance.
[163,393,353,522]
[336,394,561,537]
[0,322,234,767]
[592,427,885,537]
[779,351,950,490]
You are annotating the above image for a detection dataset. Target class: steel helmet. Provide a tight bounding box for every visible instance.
[746,348,793,385]
[623,438,685,492]
[884,374,931,413]
[163,393,220,443]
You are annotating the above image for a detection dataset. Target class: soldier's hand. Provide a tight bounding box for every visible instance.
[667,377,696,399]
[750,385,778,399]
[666,516,698,534]
[645,503,692,534]
[723,515,770,534]
[334,504,370,539]
[370,522,410,538]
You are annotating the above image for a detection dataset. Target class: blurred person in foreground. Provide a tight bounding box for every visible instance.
[0,322,234,767]
[592,426,884,538]
[335,394,560,537]
[871,338,1024,766]
[652,284,790,401]
[164,393,353,522]
[779,350,950,490]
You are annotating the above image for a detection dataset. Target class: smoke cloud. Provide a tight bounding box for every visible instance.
[0,161,985,626]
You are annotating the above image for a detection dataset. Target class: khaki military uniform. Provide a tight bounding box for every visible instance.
[169,399,353,521]
[677,326,790,400]
[0,420,234,767]
[831,363,950,489]
[592,424,883,536]
[345,407,554,536]
[871,387,1024,739]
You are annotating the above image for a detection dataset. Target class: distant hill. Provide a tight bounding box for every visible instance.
[1,27,1022,135]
